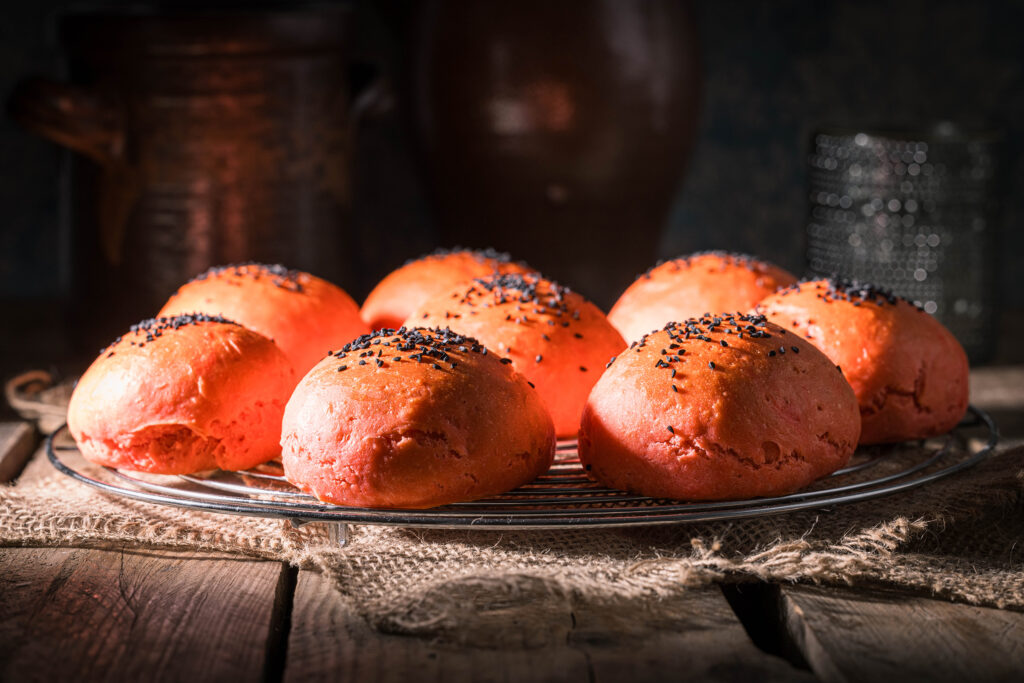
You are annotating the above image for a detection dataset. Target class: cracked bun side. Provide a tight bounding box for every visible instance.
[757,278,969,444]
[280,327,556,509]
[68,314,296,474]
[608,251,797,343]
[578,315,860,501]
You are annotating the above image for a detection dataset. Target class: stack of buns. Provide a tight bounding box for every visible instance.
[67,248,971,509]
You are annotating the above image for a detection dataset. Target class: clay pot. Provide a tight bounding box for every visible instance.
[10,6,382,350]
[410,0,701,307]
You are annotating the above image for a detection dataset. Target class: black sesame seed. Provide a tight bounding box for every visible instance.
[535,355,543,362]
[359,360,367,365]
[791,346,799,353]
[708,361,716,370]
[667,425,675,434]
[720,340,728,347]
[671,384,678,392]
[432,363,442,370]
[500,358,513,364]
[769,350,776,357]
[579,366,587,372]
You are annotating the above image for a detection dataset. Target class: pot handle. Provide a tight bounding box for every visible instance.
[8,77,121,165]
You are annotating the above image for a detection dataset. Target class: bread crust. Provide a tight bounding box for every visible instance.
[579,314,860,500]
[361,248,532,331]
[407,273,626,437]
[281,327,555,508]
[159,263,367,377]
[68,314,295,474]
[757,279,969,444]
[608,252,797,342]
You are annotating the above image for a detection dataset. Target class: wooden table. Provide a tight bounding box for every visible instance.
[2,367,1023,682]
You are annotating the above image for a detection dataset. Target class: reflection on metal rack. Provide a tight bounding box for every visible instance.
[47,406,999,547]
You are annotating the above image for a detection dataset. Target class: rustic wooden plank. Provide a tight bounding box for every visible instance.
[780,584,1024,683]
[285,569,813,682]
[0,421,36,483]
[970,366,1024,408]
[970,366,1024,446]
[0,547,289,682]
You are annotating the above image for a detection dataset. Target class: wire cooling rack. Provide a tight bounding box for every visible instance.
[47,406,998,546]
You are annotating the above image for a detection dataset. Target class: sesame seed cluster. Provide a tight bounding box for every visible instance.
[102,313,239,357]
[775,277,920,309]
[405,246,514,267]
[437,273,580,324]
[605,312,833,437]
[640,250,770,280]
[325,326,508,375]
[187,262,305,293]
[420,273,594,372]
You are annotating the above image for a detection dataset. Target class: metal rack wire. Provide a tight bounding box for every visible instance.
[47,406,999,546]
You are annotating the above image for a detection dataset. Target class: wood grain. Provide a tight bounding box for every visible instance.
[285,569,813,683]
[0,547,288,683]
[970,366,1024,445]
[780,584,1024,683]
[0,421,36,483]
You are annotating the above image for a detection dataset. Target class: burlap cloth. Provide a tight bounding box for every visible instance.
[3,371,1023,644]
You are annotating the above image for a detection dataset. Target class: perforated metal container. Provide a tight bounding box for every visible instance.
[806,125,1000,361]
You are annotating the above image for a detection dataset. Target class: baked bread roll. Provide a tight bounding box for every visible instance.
[608,251,797,342]
[68,313,295,474]
[158,263,367,377]
[281,327,555,508]
[407,273,626,437]
[579,314,860,500]
[757,278,969,444]
[361,247,533,331]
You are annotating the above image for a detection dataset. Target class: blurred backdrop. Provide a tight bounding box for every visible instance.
[1,0,1022,371]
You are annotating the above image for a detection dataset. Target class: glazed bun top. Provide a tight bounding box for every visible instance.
[608,251,797,343]
[281,326,555,508]
[361,247,533,331]
[158,263,368,377]
[68,313,295,472]
[579,313,860,500]
[406,272,626,437]
[757,278,969,444]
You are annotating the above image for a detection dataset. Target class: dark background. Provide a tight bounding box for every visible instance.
[1,0,1022,370]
